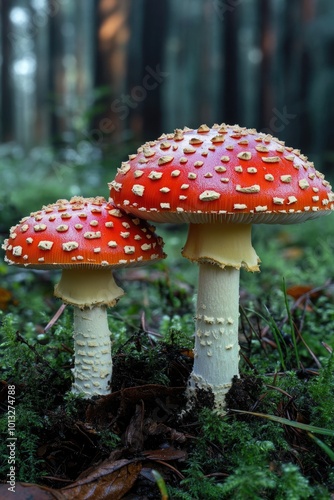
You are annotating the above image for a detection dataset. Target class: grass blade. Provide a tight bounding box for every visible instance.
[151,469,169,500]
[262,305,287,370]
[231,409,334,436]
[282,278,300,369]
[307,433,334,461]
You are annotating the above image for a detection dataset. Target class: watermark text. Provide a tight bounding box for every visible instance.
[7,385,16,493]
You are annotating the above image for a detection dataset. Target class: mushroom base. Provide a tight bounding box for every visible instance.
[187,263,241,413]
[71,306,112,397]
[182,222,260,271]
[54,269,124,308]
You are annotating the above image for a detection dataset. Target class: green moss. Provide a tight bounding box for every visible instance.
[0,406,44,482]
[309,354,334,432]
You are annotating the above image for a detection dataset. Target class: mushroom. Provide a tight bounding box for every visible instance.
[2,196,165,398]
[109,124,334,412]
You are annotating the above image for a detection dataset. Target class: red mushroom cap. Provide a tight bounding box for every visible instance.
[2,196,165,269]
[109,124,334,224]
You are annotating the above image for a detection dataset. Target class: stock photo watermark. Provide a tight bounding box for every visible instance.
[262,106,297,135]
[51,63,169,181]
[8,0,66,45]
[6,385,16,493]
[83,64,169,146]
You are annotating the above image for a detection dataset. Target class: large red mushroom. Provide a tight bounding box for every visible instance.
[109,123,334,412]
[2,196,165,397]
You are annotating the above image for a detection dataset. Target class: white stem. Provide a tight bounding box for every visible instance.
[188,263,240,412]
[71,306,112,397]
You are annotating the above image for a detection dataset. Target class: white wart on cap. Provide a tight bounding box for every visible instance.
[109,124,334,224]
[3,196,165,270]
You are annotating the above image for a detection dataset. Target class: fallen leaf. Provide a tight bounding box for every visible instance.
[0,460,142,500]
[124,403,145,451]
[286,284,321,311]
[0,287,14,310]
[0,483,63,499]
[144,420,187,443]
[180,349,194,359]
[282,247,304,260]
[143,447,187,461]
[286,285,319,300]
[60,459,142,500]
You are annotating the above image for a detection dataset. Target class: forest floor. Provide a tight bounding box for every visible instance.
[1,208,334,498]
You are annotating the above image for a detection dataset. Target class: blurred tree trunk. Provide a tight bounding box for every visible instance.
[0,0,96,149]
[49,0,96,147]
[259,0,274,131]
[140,0,168,138]
[0,0,333,171]
[299,0,315,150]
[162,0,223,132]
[223,1,238,124]
[95,0,130,143]
[0,1,11,142]
[236,0,262,130]
[34,0,49,145]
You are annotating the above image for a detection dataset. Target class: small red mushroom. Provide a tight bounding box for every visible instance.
[2,196,166,397]
[109,124,334,412]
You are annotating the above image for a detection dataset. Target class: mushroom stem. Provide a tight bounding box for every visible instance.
[183,222,260,412]
[54,269,125,398]
[72,306,112,397]
[187,263,240,412]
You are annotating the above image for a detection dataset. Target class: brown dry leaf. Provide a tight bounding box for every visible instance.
[124,403,145,451]
[145,420,187,443]
[180,349,194,359]
[143,447,187,461]
[286,284,318,300]
[282,247,304,260]
[0,287,14,310]
[287,284,321,311]
[0,483,64,499]
[60,459,142,500]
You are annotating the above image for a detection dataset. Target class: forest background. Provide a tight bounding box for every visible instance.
[0,0,334,189]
